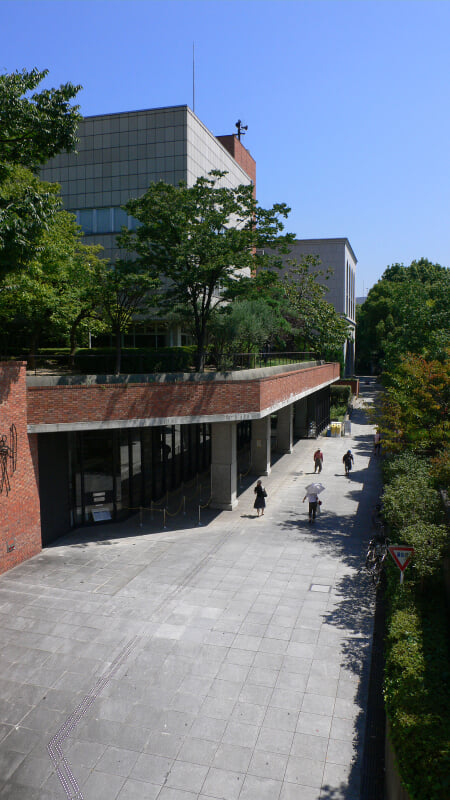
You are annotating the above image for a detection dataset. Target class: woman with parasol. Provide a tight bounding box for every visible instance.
[303,482,325,523]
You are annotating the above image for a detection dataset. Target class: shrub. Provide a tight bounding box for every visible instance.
[384,570,450,800]
[73,347,196,374]
[330,384,351,404]
[402,522,449,582]
[382,457,440,533]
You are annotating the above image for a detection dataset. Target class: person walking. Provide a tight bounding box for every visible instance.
[374,430,381,455]
[253,479,267,517]
[343,449,354,476]
[303,488,320,522]
[313,448,323,473]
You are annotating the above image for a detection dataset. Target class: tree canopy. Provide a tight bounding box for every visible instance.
[118,170,294,370]
[0,69,81,278]
[356,258,450,373]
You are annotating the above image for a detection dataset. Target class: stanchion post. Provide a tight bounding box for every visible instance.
[198,505,202,526]
[163,508,167,529]
[150,500,154,521]
[183,496,186,515]
[139,506,143,528]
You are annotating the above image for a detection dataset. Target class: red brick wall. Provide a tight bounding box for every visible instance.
[0,362,41,574]
[27,363,339,428]
[216,135,256,196]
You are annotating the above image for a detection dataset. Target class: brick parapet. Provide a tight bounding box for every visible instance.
[26,363,339,431]
[0,362,41,573]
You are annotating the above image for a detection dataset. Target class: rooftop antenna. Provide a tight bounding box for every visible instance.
[235,119,248,141]
[192,42,195,113]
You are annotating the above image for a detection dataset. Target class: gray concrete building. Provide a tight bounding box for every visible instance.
[40,105,256,347]
[274,238,357,376]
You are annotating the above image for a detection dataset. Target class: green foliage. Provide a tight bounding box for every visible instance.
[356,259,450,373]
[208,299,289,355]
[281,256,350,358]
[117,170,294,371]
[331,384,351,404]
[0,208,108,354]
[373,353,450,456]
[0,68,81,278]
[71,347,195,374]
[384,571,450,800]
[382,465,440,534]
[402,522,448,580]
[0,68,81,169]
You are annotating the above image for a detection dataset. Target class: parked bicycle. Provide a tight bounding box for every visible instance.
[365,531,391,586]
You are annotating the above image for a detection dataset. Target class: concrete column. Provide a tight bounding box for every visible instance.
[294,398,307,437]
[251,416,271,476]
[210,422,237,510]
[277,404,293,454]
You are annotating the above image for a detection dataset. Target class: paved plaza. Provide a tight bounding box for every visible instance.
[0,384,382,800]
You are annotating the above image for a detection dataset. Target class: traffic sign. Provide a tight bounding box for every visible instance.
[389,546,414,580]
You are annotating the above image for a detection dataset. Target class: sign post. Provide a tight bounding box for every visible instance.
[388,545,414,584]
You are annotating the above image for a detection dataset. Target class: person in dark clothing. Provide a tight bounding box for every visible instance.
[343,449,354,476]
[253,479,267,517]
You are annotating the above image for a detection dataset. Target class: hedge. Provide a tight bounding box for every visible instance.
[382,452,450,800]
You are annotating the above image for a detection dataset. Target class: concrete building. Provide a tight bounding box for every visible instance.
[40,105,256,348]
[273,238,357,376]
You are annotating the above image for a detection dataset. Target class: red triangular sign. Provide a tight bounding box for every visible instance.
[389,545,414,572]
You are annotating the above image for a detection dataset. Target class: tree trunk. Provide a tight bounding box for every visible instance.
[114,329,122,375]
[69,311,88,366]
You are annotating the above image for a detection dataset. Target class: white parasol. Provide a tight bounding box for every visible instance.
[305,482,325,495]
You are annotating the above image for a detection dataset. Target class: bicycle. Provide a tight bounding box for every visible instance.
[365,531,390,586]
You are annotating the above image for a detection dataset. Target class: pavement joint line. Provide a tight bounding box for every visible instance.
[47,635,139,799]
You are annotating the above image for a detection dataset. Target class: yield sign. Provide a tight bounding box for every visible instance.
[389,545,414,573]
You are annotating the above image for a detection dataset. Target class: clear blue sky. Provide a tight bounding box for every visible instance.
[1,0,449,295]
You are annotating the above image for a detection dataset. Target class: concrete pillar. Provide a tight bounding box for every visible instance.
[277,404,293,454]
[251,416,271,476]
[210,422,238,510]
[294,398,307,437]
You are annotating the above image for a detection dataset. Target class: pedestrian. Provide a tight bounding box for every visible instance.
[303,488,320,522]
[313,447,323,473]
[374,430,381,455]
[253,479,267,517]
[343,449,354,476]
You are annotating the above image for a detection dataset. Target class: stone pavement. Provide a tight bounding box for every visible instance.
[0,382,383,800]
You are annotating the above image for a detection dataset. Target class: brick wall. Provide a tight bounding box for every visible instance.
[27,364,339,428]
[0,362,41,574]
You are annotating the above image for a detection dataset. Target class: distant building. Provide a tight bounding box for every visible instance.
[270,238,357,376]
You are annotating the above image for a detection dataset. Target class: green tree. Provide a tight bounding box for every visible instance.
[357,259,450,373]
[282,256,350,358]
[373,353,450,455]
[117,170,293,371]
[99,260,160,375]
[0,68,81,278]
[0,209,108,360]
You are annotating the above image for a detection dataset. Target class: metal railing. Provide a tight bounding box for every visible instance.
[6,350,318,376]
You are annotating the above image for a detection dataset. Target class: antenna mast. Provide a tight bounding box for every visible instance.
[192,42,195,113]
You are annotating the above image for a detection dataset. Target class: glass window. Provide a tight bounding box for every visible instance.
[78,209,94,234]
[128,216,142,231]
[96,208,112,233]
[114,207,128,231]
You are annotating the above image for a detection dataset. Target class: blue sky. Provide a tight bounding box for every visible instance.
[1,0,449,295]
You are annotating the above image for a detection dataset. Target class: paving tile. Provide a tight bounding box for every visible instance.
[212,742,252,772]
[301,693,336,717]
[177,737,218,766]
[248,750,288,781]
[239,773,282,799]
[165,760,209,793]
[95,746,140,777]
[82,770,126,800]
[291,732,329,761]
[201,766,244,800]
[285,755,324,788]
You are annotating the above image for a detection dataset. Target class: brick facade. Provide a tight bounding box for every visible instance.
[0,363,41,574]
[27,364,339,430]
